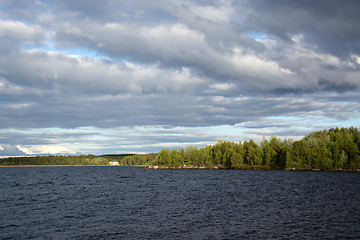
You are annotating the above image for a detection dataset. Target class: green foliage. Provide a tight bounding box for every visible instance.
[286,127,360,170]
[0,154,132,166]
[231,142,244,169]
[144,127,359,171]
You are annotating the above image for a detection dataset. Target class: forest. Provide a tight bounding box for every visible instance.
[1,127,359,171]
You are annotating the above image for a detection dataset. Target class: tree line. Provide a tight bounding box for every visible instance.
[0,155,109,166]
[1,127,359,170]
[123,127,360,171]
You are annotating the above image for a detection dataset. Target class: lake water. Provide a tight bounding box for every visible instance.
[0,166,359,239]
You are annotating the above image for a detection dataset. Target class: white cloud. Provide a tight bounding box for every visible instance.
[1,49,207,97]
[210,83,234,91]
[189,2,233,23]
[0,20,44,41]
[351,54,360,65]
[31,145,76,155]
[16,145,34,155]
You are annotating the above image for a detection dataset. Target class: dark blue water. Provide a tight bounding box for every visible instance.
[0,167,359,239]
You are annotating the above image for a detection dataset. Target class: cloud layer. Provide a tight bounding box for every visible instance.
[0,0,359,155]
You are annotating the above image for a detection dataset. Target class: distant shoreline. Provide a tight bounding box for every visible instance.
[0,164,122,167]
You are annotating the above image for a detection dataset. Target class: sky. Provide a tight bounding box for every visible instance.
[0,0,359,156]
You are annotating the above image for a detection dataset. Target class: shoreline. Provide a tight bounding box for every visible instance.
[0,164,359,172]
[146,165,360,172]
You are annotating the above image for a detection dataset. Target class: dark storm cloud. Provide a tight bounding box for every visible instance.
[242,0,360,56]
